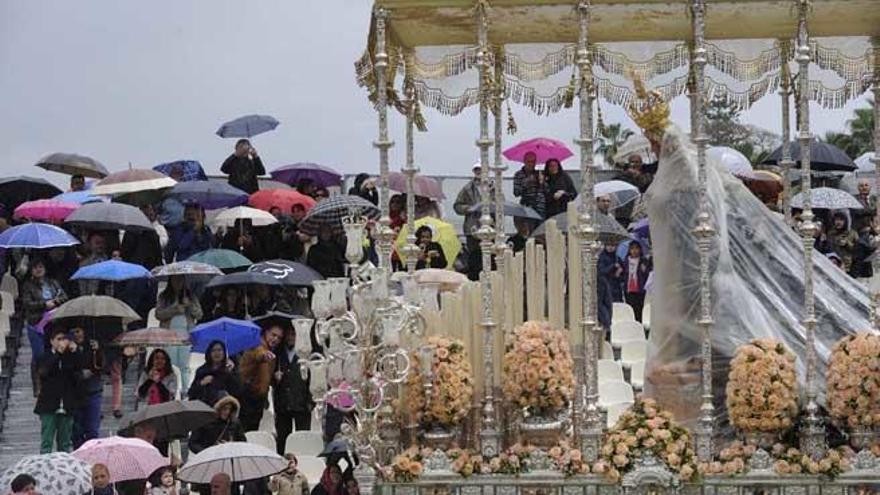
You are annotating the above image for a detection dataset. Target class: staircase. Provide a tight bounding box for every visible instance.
[0,329,140,467]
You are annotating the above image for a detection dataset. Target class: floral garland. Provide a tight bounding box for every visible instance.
[502,321,575,416]
[549,440,592,477]
[827,332,880,429]
[726,339,799,433]
[597,398,698,483]
[400,336,474,428]
[699,441,854,479]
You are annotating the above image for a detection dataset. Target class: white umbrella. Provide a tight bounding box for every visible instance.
[855,152,876,172]
[613,134,653,164]
[73,436,168,483]
[592,180,641,209]
[0,453,92,495]
[177,442,286,484]
[211,206,278,228]
[790,187,863,210]
[707,146,755,179]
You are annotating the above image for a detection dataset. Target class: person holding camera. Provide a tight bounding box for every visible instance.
[221,138,265,194]
[414,225,446,270]
[34,326,83,453]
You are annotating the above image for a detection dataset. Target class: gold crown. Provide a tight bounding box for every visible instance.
[627,76,670,144]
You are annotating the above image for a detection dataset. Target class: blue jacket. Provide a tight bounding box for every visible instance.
[165,223,214,263]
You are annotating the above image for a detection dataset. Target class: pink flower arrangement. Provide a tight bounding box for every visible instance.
[599,398,697,483]
[548,440,591,477]
[726,339,798,433]
[386,447,429,482]
[401,336,474,428]
[827,332,880,429]
[486,443,536,475]
[502,321,574,415]
[448,448,483,477]
[699,442,854,479]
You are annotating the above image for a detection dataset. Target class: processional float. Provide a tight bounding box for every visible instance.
[306,1,880,493]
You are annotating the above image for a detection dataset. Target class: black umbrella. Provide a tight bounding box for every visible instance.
[118,400,215,440]
[206,271,284,289]
[248,259,324,287]
[35,152,109,179]
[64,202,154,232]
[0,176,63,212]
[532,211,629,244]
[762,140,856,172]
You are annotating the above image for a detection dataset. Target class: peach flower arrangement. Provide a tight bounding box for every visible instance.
[596,398,697,483]
[827,332,880,429]
[548,440,592,477]
[699,442,853,479]
[400,336,474,428]
[726,339,798,433]
[502,321,575,416]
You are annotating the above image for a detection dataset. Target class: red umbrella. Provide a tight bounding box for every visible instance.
[112,327,190,347]
[248,189,316,214]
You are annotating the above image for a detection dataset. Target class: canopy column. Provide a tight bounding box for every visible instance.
[373,7,397,272]
[402,58,421,275]
[474,0,501,458]
[779,40,794,225]
[573,0,603,463]
[492,47,508,267]
[689,0,716,463]
[794,0,827,460]
[872,37,880,330]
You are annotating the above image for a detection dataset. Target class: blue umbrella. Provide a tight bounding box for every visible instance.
[71,260,151,282]
[190,317,261,356]
[0,223,80,249]
[616,237,651,261]
[166,182,248,210]
[628,218,650,238]
[154,160,208,182]
[216,114,280,139]
[53,191,107,204]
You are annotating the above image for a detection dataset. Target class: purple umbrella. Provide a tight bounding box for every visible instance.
[270,163,342,188]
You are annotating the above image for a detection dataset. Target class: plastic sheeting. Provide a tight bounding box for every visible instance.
[643,126,875,434]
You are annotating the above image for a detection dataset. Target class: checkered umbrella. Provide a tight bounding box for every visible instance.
[298,194,380,237]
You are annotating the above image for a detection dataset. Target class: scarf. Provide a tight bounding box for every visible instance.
[319,469,340,495]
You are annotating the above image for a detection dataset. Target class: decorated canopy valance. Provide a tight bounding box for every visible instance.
[356,1,880,119]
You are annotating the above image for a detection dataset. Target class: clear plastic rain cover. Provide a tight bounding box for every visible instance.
[643,126,876,434]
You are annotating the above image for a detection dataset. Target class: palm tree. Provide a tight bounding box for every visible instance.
[822,99,874,158]
[595,123,634,166]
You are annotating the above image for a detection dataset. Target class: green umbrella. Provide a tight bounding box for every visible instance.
[186,249,252,271]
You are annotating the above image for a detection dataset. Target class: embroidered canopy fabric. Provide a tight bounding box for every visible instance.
[357,1,880,118]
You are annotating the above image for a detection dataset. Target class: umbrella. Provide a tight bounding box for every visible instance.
[298,195,380,237]
[0,452,92,495]
[53,191,107,204]
[35,152,109,178]
[532,211,629,244]
[763,140,856,172]
[51,295,141,324]
[707,146,755,179]
[248,189,317,214]
[118,400,215,440]
[388,172,446,200]
[0,176,63,211]
[503,137,573,164]
[790,187,863,210]
[206,271,283,290]
[216,114,280,139]
[166,181,248,210]
[248,259,323,287]
[178,442,285,484]
[616,237,651,260]
[592,180,641,209]
[13,199,80,223]
[64,202,154,233]
[318,438,351,460]
[0,223,80,249]
[259,180,293,191]
[211,206,278,229]
[628,217,650,238]
[187,249,252,271]
[269,163,342,188]
[413,268,468,292]
[150,261,223,281]
[613,134,653,164]
[855,152,877,173]
[190,317,261,356]
[751,170,784,183]
[112,327,190,347]
[469,201,542,220]
[395,217,462,270]
[73,436,168,483]
[71,260,152,282]
[92,169,177,206]
[153,160,208,182]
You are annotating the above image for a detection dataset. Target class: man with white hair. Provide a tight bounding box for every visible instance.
[210,473,232,495]
[596,194,613,215]
[453,163,494,238]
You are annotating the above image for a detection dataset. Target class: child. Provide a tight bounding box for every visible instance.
[150,467,182,495]
[83,464,118,495]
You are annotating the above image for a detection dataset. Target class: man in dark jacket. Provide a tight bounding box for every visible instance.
[272,321,314,454]
[35,327,82,453]
[165,203,214,263]
[70,327,104,449]
[221,139,265,194]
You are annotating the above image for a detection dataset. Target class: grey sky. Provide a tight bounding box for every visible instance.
[0,2,869,188]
